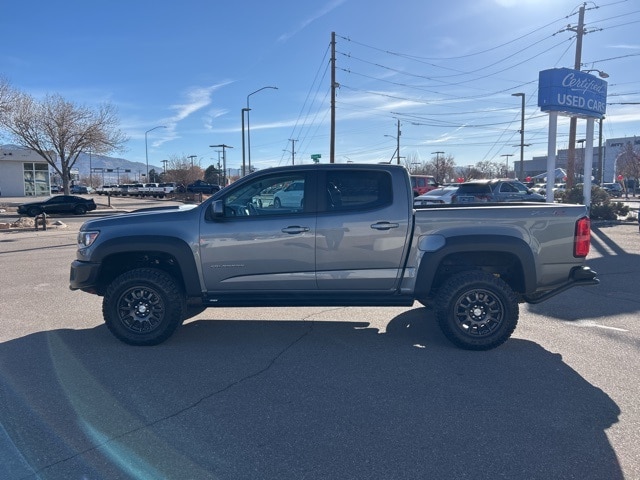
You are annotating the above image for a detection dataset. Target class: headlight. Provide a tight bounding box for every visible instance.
[77,230,99,248]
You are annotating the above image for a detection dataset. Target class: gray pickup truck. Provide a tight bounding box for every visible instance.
[70,164,598,350]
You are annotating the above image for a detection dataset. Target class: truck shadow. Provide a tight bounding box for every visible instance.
[528,223,640,320]
[0,312,622,479]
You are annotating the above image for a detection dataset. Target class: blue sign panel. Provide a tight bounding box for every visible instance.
[538,68,607,119]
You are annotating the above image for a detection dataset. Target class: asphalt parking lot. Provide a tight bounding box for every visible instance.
[0,195,639,479]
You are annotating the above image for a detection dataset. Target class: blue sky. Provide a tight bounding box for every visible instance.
[2,0,639,174]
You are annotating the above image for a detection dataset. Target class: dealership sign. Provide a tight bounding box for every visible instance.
[538,68,607,119]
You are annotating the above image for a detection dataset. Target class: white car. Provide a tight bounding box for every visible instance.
[414,186,458,206]
[273,180,305,208]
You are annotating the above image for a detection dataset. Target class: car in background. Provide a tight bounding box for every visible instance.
[273,180,305,208]
[414,186,458,207]
[50,185,62,194]
[451,179,545,204]
[17,195,97,217]
[70,185,91,194]
[186,180,221,194]
[126,183,145,196]
[602,182,623,197]
[410,175,438,196]
[96,184,118,195]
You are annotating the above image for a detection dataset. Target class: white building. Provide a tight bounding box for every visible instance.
[517,135,638,184]
[605,136,640,183]
[0,145,53,197]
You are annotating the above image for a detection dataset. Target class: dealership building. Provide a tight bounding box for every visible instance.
[0,145,54,197]
[514,135,639,183]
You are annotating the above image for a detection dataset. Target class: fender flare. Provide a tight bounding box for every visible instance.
[92,235,202,296]
[414,234,537,297]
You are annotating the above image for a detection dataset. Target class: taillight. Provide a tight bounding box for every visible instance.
[574,217,591,257]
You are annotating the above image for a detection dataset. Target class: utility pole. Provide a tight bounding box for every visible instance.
[289,139,297,165]
[395,119,401,165]
[511,93,525,179]
[330,31,337,163]
[566,3,587,189]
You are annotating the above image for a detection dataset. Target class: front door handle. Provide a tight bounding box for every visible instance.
[371,222,399,230]
[281,226,310,234]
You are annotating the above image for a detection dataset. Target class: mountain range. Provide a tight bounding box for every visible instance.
[68,152,162,181]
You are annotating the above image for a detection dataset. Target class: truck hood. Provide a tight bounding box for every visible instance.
[80,203,200,230]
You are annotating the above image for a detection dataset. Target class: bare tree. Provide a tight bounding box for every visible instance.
[165,154,203,187]
[616,142,640,196]
[0,91,127,194]
[475,160,501,179]
[0,76,18,120]
[423,153,456,183]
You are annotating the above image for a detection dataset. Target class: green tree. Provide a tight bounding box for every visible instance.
[148,168,162,183]
[204,164,222,185]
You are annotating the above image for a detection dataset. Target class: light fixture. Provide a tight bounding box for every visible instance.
[582,69,609,79]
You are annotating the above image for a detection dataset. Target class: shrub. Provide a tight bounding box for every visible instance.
[558,186,629,220]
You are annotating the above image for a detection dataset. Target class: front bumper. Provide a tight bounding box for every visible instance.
[69,260,102,293]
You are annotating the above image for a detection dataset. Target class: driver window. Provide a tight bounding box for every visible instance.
[222,174,306,217]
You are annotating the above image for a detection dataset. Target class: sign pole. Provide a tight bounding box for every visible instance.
[583,118,595,208]
[546,112,558,203]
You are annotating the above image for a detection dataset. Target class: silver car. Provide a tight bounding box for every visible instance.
[414,186,459,207]
[452,179,545,203]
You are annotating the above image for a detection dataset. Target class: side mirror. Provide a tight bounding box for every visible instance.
[211,199,225,218]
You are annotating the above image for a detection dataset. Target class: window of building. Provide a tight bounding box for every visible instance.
[23,162,50,196]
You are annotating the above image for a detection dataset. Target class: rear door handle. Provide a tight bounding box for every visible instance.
[371,222,399,230]
[281,226,310,234]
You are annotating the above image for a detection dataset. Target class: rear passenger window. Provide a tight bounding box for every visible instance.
[323,171,392,211]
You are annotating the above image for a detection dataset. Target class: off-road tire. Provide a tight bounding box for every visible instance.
[102,268,185,346]
[435,271,518,351]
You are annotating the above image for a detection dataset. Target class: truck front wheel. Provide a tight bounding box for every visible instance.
[435,272,518,351]
[102,268,185,346]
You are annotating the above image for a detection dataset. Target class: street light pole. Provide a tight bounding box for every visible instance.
[246,86,277,173]
[210,144,233,186]
[501,154,514,178]
[145,125,167,180]
[431,151,444,182]
[577,139,586,179]
[241,107,250,176]
[511,92,525,180]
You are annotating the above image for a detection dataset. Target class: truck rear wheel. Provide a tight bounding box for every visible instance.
[434,271,518,350]
[102,268,185,346]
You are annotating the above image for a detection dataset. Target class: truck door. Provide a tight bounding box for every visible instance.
[199,172,317,292]
[315,169,411,291]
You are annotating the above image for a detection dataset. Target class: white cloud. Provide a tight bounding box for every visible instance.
[169,81,233,123]
[277,0,347,43]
